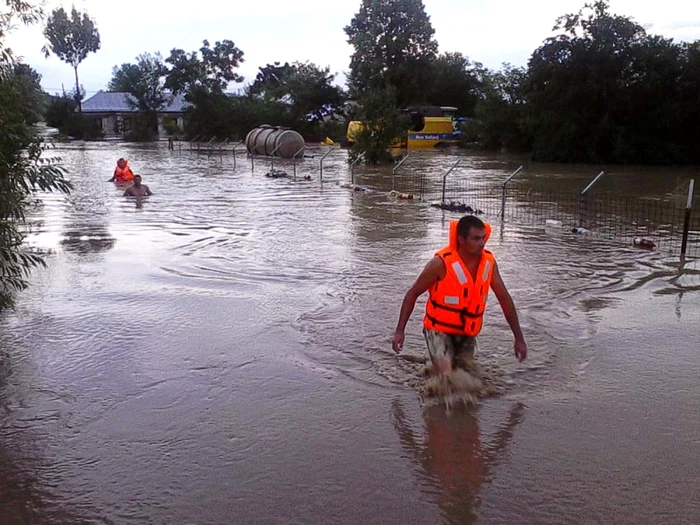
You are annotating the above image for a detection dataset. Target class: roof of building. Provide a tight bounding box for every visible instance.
[81,91,188,113]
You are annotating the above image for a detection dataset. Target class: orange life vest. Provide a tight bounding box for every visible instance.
[423,220,494,336]
[114,161,134,182]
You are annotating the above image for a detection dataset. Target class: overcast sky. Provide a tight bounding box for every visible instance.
[6,0,700,96]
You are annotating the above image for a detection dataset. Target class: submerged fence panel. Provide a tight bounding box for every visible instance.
[387,167,698,259]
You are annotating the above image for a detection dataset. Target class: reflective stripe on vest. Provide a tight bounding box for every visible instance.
[451,261,468,285]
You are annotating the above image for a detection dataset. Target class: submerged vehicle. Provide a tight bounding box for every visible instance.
[405,106,464,148]
[345,106,464,149]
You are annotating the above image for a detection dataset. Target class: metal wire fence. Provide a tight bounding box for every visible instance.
[388,166,699,259]
[182,143,699,259]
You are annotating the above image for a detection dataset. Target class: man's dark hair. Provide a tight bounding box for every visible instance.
[457,215,485,238]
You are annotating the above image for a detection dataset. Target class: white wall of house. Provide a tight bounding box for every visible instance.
[87,114,119,137]
[85,112,184,139]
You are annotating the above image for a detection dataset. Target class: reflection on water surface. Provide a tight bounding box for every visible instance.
[1,142,698,524]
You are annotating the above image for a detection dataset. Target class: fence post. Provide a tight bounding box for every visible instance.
[231,141,244,170]
[441,159,462,204]
[579,171,605,227]
[270,144,283,172]
[501,166,523,221]
[218,139,230,157]
[292,145,306,181]
[391,153,410,191]
[319,148,333,182]
[350,152,365,185]
[680,179,695,257]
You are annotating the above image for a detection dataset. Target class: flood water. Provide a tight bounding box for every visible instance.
[1,142,699,525]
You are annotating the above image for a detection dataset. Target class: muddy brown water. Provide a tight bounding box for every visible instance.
[1,142,699,524]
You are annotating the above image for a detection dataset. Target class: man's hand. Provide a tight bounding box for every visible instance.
[392,331,405,354]
[514,339,527,362]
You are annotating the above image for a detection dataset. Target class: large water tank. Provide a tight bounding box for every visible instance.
[245,125,305,158]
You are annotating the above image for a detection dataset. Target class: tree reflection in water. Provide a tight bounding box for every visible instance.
[60,224,116,254]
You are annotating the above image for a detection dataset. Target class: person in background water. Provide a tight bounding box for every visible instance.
[108,158,135,183]
[392,215,527,374]
[123,175,153,197]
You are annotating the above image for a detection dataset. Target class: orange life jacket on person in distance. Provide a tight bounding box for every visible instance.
[423,219,494,336]
[114,160,135,182]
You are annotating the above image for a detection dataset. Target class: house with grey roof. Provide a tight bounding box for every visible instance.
[81,91,188,139]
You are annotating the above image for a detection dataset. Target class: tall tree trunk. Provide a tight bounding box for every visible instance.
[74,65,82,113]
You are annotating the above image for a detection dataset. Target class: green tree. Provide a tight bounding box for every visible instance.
[473,64,530,151]
[249,61,346,124]
[183,87,292,141]
[42,6,100,112]
[350,86,408,164]
[109,52,169,112]
[608,34,684,163]
[678,42,700,162]
[109,52,170,140]
[248,62,295,96]
[184,59,346,142]
[9,62,45,123]
[165,39,244,96]
[345,0,438,107]
[522,0,690,163]
[45,93,77,129]
[44,92,103,140]
[525,1,642,162]
[426,52,485,117]
[2,1,72,310]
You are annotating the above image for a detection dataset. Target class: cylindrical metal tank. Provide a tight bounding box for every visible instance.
[245,125,305,158]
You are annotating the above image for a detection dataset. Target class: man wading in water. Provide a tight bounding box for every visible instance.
[123,175,153,197]
[392,215,527,376]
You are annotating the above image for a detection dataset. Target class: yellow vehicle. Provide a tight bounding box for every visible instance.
[406,106,462,149]
[346,120,364,143]
[345,106,463,149]
[345,120,407,148]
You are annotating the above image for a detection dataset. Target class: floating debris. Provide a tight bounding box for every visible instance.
[431,201,483,214]
[571,227,590,235]
[340,183,371,192]
[633,237,656,250]
[389,190,415,200]
[265,169,289,178]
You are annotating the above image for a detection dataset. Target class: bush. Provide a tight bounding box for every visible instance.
[45,94,76,128]
[349,87,409,164]
[123,112,157,142]
[1,72,72,310]
[45,95,103,139]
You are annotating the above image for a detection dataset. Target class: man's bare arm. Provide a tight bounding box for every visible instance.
[392,257,444,353]
[490,261,527,361]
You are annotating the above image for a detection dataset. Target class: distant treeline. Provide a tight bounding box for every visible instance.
[479,2,700,164]
[44,0,700,165]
